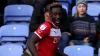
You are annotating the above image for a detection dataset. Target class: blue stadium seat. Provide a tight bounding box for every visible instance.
[64,45,94,56]
[75,0,99,3]
[4,5,33,24]
[98,48,100,56]
[56,0,72,4]
[60,2,69,14]
[72,3,100,21]
[76,0,78,3]
[0,43,23,56]
[67,0,72,4]
[0,24,29,43]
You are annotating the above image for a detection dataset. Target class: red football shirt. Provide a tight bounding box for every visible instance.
[34,19,61,56]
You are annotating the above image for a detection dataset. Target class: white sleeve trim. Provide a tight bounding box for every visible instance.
[34,32,42,39]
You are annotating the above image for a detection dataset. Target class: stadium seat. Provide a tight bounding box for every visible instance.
[64,45,94,56]
[61,2,69,14]
[0,24,29,43]
[67,0,72,4]
[75,0,99,3]
[76,0,78,3]
[72,3,100,21]
[0,43,23,56]
[99,48,100,56]
[4,5,33,24]
[56,0,72,4]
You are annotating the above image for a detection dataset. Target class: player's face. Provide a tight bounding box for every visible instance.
[50,7,63,24]
[77,4,87,15]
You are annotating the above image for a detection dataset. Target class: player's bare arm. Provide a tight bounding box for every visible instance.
[27,33,40,56]
[56,49,68,56]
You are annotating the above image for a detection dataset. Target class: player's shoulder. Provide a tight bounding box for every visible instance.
[39,21,52,31]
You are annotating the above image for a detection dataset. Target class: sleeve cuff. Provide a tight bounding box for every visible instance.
[34,32,42,39]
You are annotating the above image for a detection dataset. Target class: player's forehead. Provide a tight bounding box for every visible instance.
[51,7,62,13]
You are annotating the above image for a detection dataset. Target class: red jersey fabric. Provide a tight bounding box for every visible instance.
[34,19,61,56]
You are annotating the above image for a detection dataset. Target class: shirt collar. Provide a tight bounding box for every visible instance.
[46,19,57,28]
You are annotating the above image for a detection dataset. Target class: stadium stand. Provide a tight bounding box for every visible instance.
[4,5,33,25]
[64,45,94,56]
[0,24,29,43]
[76,0,100,3]
[99,48,100,56]
[60,2,69,14]
[56,0,72,4]
[0,43,23,56]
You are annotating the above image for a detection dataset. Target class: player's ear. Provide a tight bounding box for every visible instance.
[44,12,50,21]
